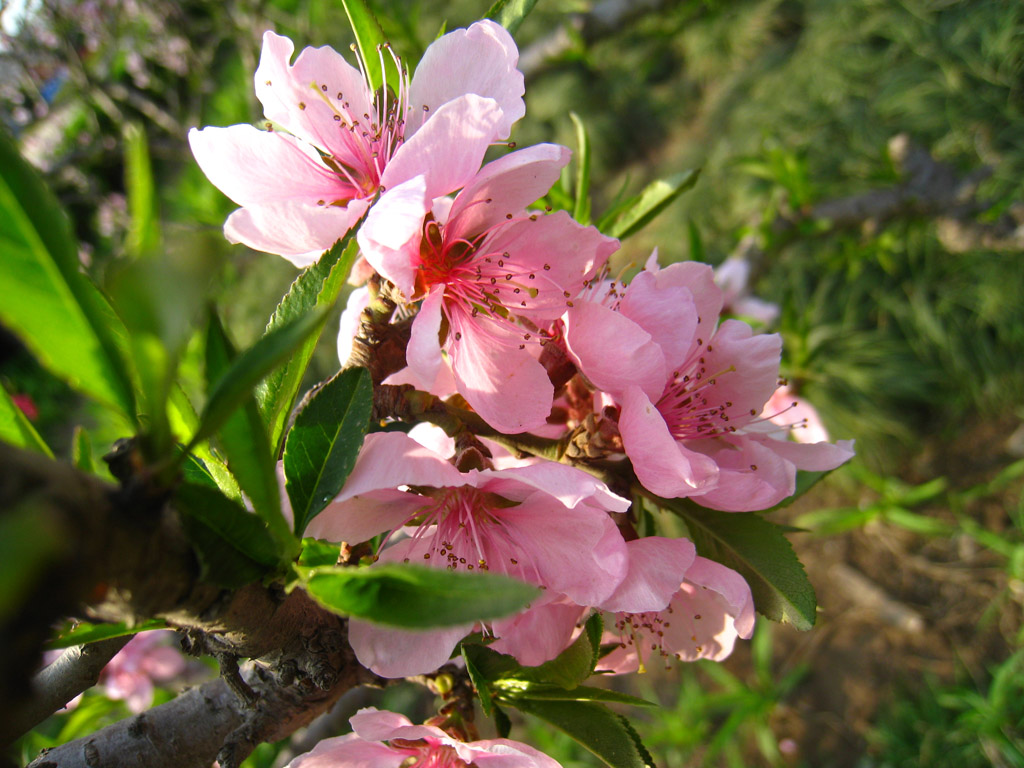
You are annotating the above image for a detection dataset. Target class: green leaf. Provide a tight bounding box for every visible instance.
[510,699,658,768]
[494,681,656,708]
[762,469,831,513]
[71,426,93,473]
[168,386,241,501]
[341,0,397,93]
[200,312,293,554]
[0,385,52,457]
[123,122,161,259]
[520,615,597,689]
[46,619,168,651]
[686,219,704,262]
[175,482,281,587]
[298,538,342,568]
[191,305,327,449]
[258,238,358,456]
[569,112,592,225]
[284,367,373,536]
[604,169,700,240]
[664,498,816,630]
[0,129,135,417]
[462,646,497,717]
[485,0,540,34]
[300,563,539,628]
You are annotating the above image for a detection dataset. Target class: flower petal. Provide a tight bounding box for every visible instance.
[618,268,699,371]
[381,94,503,202]
[407,19,524,140]
[601,537,697,614]
[445,144,570,237]
[358,175,430,296]
[618,385,720,498]
[663,556,755,661]
[448,317,554,434]
[490,596,585,667]
[687,435,795,511]
[188,125,342,207]
[286,732,407,768]
[305,489,427,544]
[225,198,371,266]
[563,300,667,401]
[348,618,472,678]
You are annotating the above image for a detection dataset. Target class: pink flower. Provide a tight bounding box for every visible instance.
[563,260,854,509]
[762,384,830,444]
[189,21,524,266]
[305,432,630,676]
[598,556,756,674]
[361,145,618,433]
[714,256,779,325]
[99,630,186,713]
[286,707,562,768]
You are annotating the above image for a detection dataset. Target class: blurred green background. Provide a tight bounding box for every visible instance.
[3,0,1023,765]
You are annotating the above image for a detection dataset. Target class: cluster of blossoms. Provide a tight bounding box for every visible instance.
[192,18,853,765]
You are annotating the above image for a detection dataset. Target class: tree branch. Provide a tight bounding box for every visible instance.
[2,637,131,744]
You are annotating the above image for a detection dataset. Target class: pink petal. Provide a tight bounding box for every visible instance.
[286,733,407,768]
[699,320,781,420]
[305,489,427,544]
[485,212,618,320]
[477,461,630,513]
[752,434,856,472]
[349,708,440,743]
[380,94,503,201]
[448,318,554,434]
[618,269,699,371]
[402,287,445,389]
[445,144,570,238]
[357,175,429,297]
[254,31,373,164]
[501,494,627,605]
[463,740,565,768]
[655,262,722,359]
[618,386,720,498]
[332,433,466,502]
[563,300,667,401]
[407,19,525,140]
[600,537,697,614]
[687,435,794,512]
[337,287,371,367]
[348,618,471,678]
[663,556,755,661]
[188,125,341,207]
[490,597,585,667]
[225,197,371,266]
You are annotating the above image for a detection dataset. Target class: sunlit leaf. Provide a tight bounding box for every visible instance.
[123,122,161,259]
[0,129,135,418]
[570,112,592,225]
[485,0,540,34]
[601,169,700,240]
[258,237,359,456]
[300,563,538,629]
[0,385,51,457]
[46,619,168,651]
[341,0,399,94]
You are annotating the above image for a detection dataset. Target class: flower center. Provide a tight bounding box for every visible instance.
[655,341,743,442]
[396,743,469,767]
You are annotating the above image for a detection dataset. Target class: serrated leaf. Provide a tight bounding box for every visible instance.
[175,483,281,587]
[462,646,496,717]
[605,169,700,240]
[169,385,241,501]
[520,618,596,689]
[510,699,658,768]
[200,312,293,554]
[284,367,373,536]
[663,498,816,630]
[258,238,358,456]
[0,385,52,457]
[46,619,168,651]
[569,112,592,224]
[485,0,540,34]
[191,306,327,451]
[0,129,135,418]
[300,563,538,629]
[495,681,656,708]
